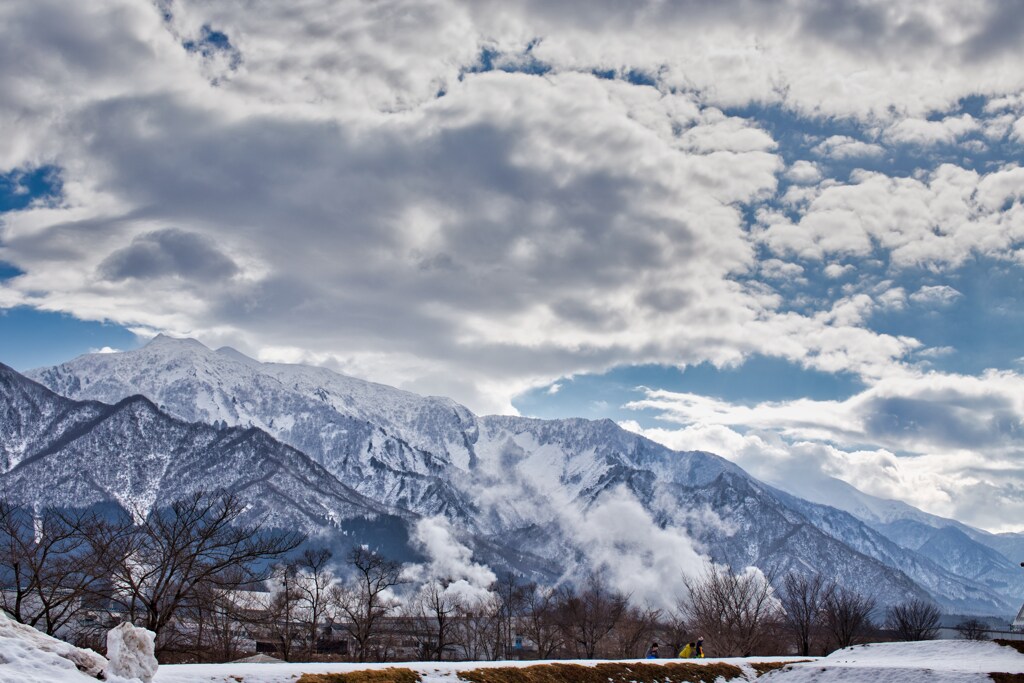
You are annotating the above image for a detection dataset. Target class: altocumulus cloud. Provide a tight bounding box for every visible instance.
[2,0,1024,528]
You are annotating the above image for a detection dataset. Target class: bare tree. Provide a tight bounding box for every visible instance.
[296,548,336,657]
[416,578,462,661]
[492,572,529,659]
[682,565,781,657]
[955,618,989,641]
[186,572,258,662]
[266,561,305,661]
[886,598,941,641]
[556,573,629,659]
[331,546,405,662]
[93,492,303,656]
[822,586,876,651]
[779,572,835,656]
[522,584,563,659]
[0,502,104,635]
[659,611,690,659]
[451,591,502,661]
[612,604,662,658]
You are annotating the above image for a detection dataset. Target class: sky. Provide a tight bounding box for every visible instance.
[1,0,1024,532]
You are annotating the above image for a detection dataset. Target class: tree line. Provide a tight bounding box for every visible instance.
[0,493,976,663]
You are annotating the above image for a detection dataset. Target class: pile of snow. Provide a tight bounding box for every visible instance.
[0,610,105,682]
[106,622,158,683]
[766,640,1024,682]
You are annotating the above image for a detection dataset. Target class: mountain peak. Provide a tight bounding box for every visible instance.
[145,333,209,350]
[215,345,258,365]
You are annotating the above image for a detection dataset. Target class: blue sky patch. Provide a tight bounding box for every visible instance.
[873,258,1024,375]
[183,25,241,70]
[513,355,865,426]
[0,166,62,212]
[0,307,140,372]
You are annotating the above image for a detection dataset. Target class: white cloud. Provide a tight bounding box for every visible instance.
[811,135,886,160]
[876,287,907,311]
[756,164,1024,270]
[885,114,980,146]
[823,263,855,279]
[559,487,712,611]
[1013,116,1024,143]
[88,346,121,354]
[0,0,1023,421]
[910,284,963,306]
[759,258,806,283]
[785,160,823,185]
[622,368,1024,532]
[405,516,497,604]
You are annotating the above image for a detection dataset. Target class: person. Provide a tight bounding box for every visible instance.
[694,637,705,658]
[645,642,659,659]
[679,642,694,658]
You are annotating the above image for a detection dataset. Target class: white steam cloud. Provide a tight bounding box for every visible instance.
[405,515,498,605]
[557,487,713,612]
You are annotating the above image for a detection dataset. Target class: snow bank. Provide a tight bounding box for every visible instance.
[764,640,1024,683]
[0,610,106,683]
[106,622,158,683]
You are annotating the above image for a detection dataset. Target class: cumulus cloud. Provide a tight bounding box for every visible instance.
[885,114,980,146]
[785,160,823,185]
[756,164,1024,270]
[811,135,886,160]
[910,284,964,306]
[0,0,1023,435]
[823,263,855,279]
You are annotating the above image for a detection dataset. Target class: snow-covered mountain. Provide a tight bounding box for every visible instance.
[0,362,400,533]
[17,337,1022,614]
[775,471,1024,601]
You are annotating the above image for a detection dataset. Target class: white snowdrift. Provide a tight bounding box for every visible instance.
[0,610,105,683]
[766,640,1024,683]
[107,622,158,683]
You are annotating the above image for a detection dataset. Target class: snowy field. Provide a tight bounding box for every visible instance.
[153,657,799,683]
[3,609,1023,683]
[149,642,1024,683]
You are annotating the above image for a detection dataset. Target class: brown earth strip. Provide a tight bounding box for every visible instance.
[457,661,748,683]
[298,667,423,683]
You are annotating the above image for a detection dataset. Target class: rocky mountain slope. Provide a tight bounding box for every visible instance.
[1,363,400,532]
[17,337,1022,613]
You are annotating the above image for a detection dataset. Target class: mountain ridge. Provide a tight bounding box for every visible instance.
[15,338,1022,614]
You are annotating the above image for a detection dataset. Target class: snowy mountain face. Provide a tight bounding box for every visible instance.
[0,364,398,533]
[31,336,478,524]
[780,467,1024,603]
[19,337,1024,614]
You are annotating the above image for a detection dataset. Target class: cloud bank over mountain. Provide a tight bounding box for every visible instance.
[1,0,1024,531]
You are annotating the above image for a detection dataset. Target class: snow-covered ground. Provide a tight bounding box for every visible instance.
[3,611,1023,683]
[760,640,1024,682]
[152,657,791,683]
[149,643,1024,683]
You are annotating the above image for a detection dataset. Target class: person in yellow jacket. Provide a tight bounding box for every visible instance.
[678,642,694,658]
